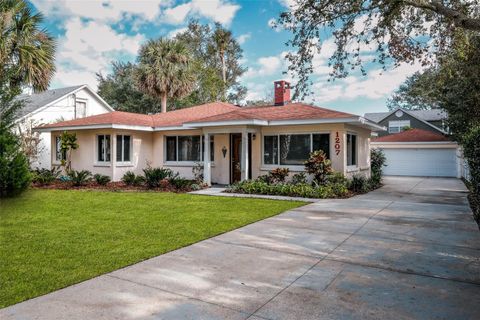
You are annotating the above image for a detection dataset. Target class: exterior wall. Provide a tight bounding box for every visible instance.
[51,129,153,181]
[19,87,111,169]
[377,112,443,137]
[51,123,373,182]
[257,123,350,178]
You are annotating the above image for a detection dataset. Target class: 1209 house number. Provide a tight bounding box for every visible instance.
[335,132,341,155]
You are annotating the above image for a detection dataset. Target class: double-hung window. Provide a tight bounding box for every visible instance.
[264,133,330,165]
[347,133,357,166]
[97,134,111,163]
[116,135,131,162]
[388,120,410,133]
[54,136,66,162]
[166,135,213,162]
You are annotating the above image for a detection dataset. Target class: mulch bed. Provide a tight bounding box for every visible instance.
[31,181,200,193]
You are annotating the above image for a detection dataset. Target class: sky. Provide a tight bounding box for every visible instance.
[28,0,424,115]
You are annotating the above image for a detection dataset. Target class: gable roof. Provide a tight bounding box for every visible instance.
[364,108,447,123]
[372,128,451,143]
[37,101,385,132]
[14,85,114,121]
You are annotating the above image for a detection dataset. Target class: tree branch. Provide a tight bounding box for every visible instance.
[403,0,480,31]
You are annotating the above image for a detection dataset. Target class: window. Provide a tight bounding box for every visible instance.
[388,120,410,133]
[116,135,131,162]
[97,135,111,162]
[55,136,66,162]
[263,133,330,165]
[75,100,87,118]
[166,135,213,162]
[347,133,357,166]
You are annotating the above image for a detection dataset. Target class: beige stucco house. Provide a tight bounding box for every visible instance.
[37,81,384,185]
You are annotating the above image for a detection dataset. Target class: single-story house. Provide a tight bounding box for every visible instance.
[15,85,114,169]
[371,128,461,178]
[37,81,383,185]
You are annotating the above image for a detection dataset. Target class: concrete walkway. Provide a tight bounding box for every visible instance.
[2,177,479,319]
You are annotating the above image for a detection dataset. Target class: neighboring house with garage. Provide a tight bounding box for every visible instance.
[364,108,448,137]
[366,107,461,177]
[14,85,114,169]
[36,81,383,185]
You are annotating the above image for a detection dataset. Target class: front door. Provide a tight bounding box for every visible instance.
[230,133,242,183]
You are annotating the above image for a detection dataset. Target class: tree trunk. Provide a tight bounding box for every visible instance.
[220,49,226,100]
[161,93,167,113]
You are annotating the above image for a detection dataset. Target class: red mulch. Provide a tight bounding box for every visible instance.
[31,181,203,193]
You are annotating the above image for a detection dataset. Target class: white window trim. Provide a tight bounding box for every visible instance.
[74,98,88,119]
[261,132,331,167]
[388,120,410,133]
[346,132,358,167]
[164,134,214,164]
[95,134,111,166]
[116,134,133,165]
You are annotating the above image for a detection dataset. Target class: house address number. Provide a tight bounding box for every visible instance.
[335,132,341,155]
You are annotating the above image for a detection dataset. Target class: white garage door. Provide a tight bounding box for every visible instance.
[382,148,457,177]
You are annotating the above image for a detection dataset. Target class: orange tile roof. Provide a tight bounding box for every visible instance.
[372,128,451,142]
[39,101,358,130]
[185,103,356,123]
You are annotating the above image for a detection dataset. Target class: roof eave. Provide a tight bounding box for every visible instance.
[34,123,153,132]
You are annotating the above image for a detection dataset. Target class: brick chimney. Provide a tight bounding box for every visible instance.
[274,80,291,106]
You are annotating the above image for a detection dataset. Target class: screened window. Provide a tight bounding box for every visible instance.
[347,133,357,166]
[97,135,111,162]
[55,136,66,162]
[116,135,131,162]
[166,135,212,162]
[264,133,330,165]
[263,135,278,165]
[75,100,87,118]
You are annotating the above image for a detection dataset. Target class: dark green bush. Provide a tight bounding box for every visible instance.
[93,174,111,186]
[291,172,307,184]
[0,130,31,197]
[463,126,480,223]
[370,148,387,187]
[143,167,174,188]
[32,167,61,185]
[68,170,92,186]
[169,176,192,190]
[325,172,348,185]
[349,174,369,193]
[122,171,144,186]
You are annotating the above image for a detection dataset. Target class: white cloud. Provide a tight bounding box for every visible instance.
[52,18,144,89]
[162,0,240,25]
[268,18,282,32]
[237,33,251,45]
[167,27,188,39]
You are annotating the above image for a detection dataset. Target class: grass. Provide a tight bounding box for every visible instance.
[0,189,303,308]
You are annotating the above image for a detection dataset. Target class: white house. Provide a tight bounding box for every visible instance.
[15,85,114,169]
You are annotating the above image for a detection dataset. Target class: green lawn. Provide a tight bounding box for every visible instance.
[0,189,303,308]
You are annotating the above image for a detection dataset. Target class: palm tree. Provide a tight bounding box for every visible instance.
[134,38,195,113]
[212,24,232,98]
[0,0,56,92]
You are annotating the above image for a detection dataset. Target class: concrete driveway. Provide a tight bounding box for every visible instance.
[2,177,479,319]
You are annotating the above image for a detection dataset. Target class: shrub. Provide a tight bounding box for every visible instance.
[143,167,174,188]
[349,174,369,193]
[68,170,92,186]
[257,174,273,184]
[192,162,204,183]
[370,148,387,187]
[169,176,192,190]
[304,150,332,184]
[463,126,480,223]
[269,168,290,183]
[31,167,61,185]
[325,172,348,185]
[0,130,31,197]
[93,174,110,186]
[291,172,307,185]
[122,171,144,186]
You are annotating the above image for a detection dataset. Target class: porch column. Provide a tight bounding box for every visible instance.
[240,130,249,181]
[203,133,212,186]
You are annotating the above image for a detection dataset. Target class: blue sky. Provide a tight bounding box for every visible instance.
[29,0,423,115]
